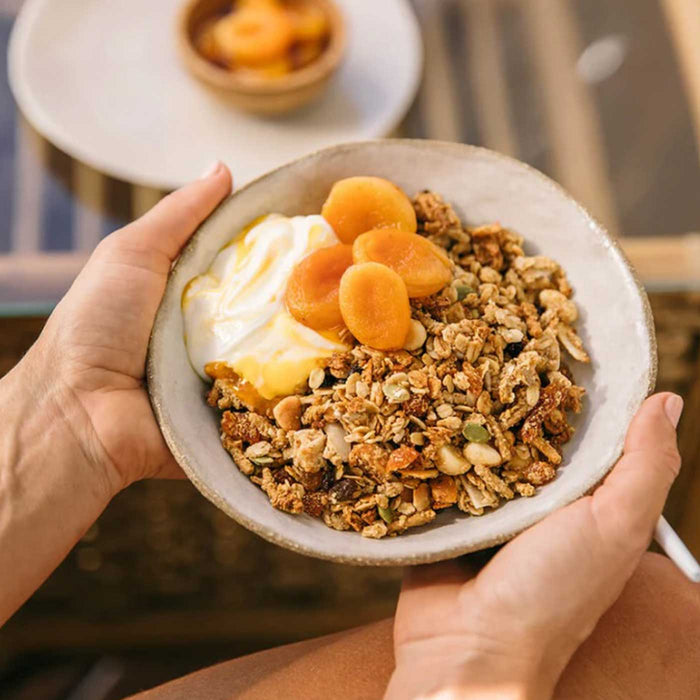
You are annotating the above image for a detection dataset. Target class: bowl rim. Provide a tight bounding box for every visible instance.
[147,138,658,566]
[176,0,347,94]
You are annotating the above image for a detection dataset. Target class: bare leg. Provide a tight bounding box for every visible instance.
[554,552,700,699]
[129,553,700,700]
[128,619,394,700]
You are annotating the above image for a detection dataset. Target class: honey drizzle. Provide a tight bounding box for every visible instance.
[205,362,278,417]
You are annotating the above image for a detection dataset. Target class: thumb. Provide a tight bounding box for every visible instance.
[98,162,232,274]
[591,392,683,552]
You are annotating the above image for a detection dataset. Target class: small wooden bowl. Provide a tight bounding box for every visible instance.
[177,0,346,115]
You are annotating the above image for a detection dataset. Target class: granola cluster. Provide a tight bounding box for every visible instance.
[207,191,589,538]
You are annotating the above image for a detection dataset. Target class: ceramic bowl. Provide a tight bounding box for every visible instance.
[147,139,656,566]
[177,0,346,114]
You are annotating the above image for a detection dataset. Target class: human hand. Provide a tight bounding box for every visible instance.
[15,163,231,494]
[386,392,684,700]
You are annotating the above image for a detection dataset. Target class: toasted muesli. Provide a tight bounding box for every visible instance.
[196,182,588,538]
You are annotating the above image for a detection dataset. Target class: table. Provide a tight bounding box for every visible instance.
[1,0,700,315]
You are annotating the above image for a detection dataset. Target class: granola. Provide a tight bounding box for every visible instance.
[207,190,588,538]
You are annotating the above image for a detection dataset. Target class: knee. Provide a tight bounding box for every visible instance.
[622,552,700,646]
[559,554,700,700]
[634,552,700,601]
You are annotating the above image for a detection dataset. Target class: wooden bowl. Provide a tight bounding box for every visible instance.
[147,139,656,566]
[177,0,346,114]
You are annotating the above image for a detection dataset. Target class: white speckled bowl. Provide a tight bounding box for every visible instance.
[147,140,656,566]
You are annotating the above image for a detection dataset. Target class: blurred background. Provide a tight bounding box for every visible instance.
[2,0,700,697]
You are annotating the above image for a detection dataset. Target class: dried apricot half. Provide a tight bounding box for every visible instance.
[287,2,329,42]
[339,262,411,349]
[291,39,324,68]
[321,177,417,244]
[353,229,452,297]
[238,0,283,8]
[285,244,353,330]
[213,7,294,66]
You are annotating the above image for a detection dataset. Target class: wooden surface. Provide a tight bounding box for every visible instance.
[623,236,700,290]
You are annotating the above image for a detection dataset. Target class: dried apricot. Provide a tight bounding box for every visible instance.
[243,57,293,78]
[285,244,353,330]
[291,40,324,68]
[353,229,452,297]
[196,21,220,63]
[321,177,417,244]
[238,0,283,8]
[213,7,294,66]
[339,262,411,349]
[287,2,329,41]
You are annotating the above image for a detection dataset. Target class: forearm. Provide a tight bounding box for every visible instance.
[0,350,116,625]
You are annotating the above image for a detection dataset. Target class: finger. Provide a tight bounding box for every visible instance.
[399,544,504,624]
[110,162,232,269]
[403,560,469,592]
[403,547,501,592]
[394,561,468,644]
[592,392,683,550]
[624,391,683,455]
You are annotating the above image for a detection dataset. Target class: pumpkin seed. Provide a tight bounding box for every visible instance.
[462,423,490,443]
[378,506,394,524]
[249,456,273,465]
[455,283,473,301]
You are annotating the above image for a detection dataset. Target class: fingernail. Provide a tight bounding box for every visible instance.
[199,161,222,179]
[664,394,684,428]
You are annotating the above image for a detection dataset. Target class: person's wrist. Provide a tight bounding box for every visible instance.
[0,337,120,624]
[388,634,557,700]
[2,341,122,504]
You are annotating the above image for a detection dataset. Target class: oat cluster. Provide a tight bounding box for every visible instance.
[207,191,589,538]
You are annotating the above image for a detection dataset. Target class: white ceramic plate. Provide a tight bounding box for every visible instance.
[147,140,656,566]
[8,0,422,189]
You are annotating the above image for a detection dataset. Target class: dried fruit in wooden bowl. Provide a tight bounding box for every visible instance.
[193,0,333,77]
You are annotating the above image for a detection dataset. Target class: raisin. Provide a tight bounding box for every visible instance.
[505,341,525,359]
[321,465,335,491]
[321,372,336,388]
[272,469,291,484]
[330,479,359,503]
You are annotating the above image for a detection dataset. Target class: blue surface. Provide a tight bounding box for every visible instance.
[0,16,15,253]
[41,151,74,251]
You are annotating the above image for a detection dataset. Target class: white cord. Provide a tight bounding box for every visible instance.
[654,516,700,583]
